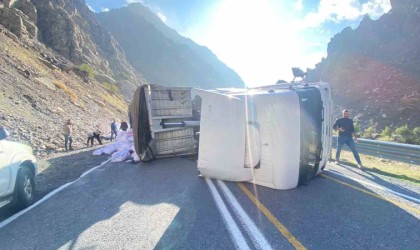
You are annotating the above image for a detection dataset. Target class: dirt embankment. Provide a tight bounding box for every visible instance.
[0,25,130,159]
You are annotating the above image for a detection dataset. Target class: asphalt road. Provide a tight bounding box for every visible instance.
[0,156,419,249]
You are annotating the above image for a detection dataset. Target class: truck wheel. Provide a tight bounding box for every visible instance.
[16,167,35,208]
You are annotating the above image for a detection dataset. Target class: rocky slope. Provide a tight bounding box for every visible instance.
[1,0,145,99]
[308,0,420,129]
[97,3,244,89]
[0,24,128,158]
[0,0,246,158]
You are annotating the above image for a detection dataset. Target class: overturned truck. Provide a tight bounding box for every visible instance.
[129,82,332,190]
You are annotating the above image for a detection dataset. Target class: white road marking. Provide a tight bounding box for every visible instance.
[205,178,250,250]
[0,159,111,229]
[326,170,420,204]
[217,180,273,250]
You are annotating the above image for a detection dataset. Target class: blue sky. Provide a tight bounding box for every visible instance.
[86,0,391,86]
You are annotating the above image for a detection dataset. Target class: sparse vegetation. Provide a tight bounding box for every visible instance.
[332,150,419,185]
[53,80,78,101]
[116,72,130,81]
[414,127,420,145]
[102,82,121,94]
[97,91,127,113]
[354,121,361,135]
[363,125,375,139]
[394,125,414,144]
[379,126,393,141]
[361,125,420,145]
[77,63,95,78]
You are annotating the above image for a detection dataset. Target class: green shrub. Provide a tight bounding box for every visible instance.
[381,126,392,137]
[379,126,393,141]
[394,125,414,144]
[354,121,361,135]
[413,127,420,145]
[102,82,120,94]
[363,126,375,139]
[77,64,95,78]
[116,72,130,81]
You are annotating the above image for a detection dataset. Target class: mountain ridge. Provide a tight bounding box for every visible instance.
[307,0,420,130]
[96,3,245,89]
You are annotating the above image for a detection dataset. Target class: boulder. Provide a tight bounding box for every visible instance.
[14,0,37,22]
[0,7,24,37]
[0,2,37,38]
[1,0,19,8]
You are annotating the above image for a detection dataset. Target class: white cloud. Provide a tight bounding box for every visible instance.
[296,0,303,11]
[157,12,167,23]
[101,7,110,12]
[126,0,143,4]
[87,4,95,12]
[301,0,391,28]
[361,0,391,19]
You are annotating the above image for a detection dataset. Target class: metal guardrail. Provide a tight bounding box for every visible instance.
[331,136,420,165]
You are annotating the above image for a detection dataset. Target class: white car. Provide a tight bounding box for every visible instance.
[0,128,38,209]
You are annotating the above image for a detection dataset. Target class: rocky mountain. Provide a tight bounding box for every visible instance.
[96,3,245,89]
[0,0,246,157]
[307,0,420,130]
[0,0,145,98]
[0,1,131,158]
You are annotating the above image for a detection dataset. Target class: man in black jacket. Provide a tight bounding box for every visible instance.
[87,129,103,147]
[333,110,364,170]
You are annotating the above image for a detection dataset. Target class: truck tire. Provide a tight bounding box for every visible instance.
[16,167,35,208]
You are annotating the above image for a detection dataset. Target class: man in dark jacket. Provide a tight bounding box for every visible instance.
[87,129,103,147]
[110,119,118,141]
[120,121,129,132]
[333,110,364,170]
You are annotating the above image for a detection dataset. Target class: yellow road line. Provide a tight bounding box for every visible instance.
[237,183,306,250]
[320,174,420,215]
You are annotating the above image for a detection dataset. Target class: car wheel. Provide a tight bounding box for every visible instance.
[16,167,35,208]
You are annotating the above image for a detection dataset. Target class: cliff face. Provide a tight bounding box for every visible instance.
[0,0,144,98]
[1,0,245,95]
[31,0,143,96]
[97,3,245,89]
[0,0,38,39]
[0,0,139,156]
[308,0,420,129]
[0,0,246,157]
[0,23,129,157]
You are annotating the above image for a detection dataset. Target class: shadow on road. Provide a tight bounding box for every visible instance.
[0,157,235,249]
[0,157,418,249]
[329,161,420,201]
[235,173,420,249]
[369,167,420,184]
[0,148,109,222]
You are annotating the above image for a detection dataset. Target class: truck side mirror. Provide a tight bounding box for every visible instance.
[0,128,9,140]
[291,67,307,83]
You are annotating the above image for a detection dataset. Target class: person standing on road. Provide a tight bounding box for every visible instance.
[333,110,364,170]
[63,119,73,151]
[110,119,118,141]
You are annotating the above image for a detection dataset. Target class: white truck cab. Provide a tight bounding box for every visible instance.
[0,128,38,209]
